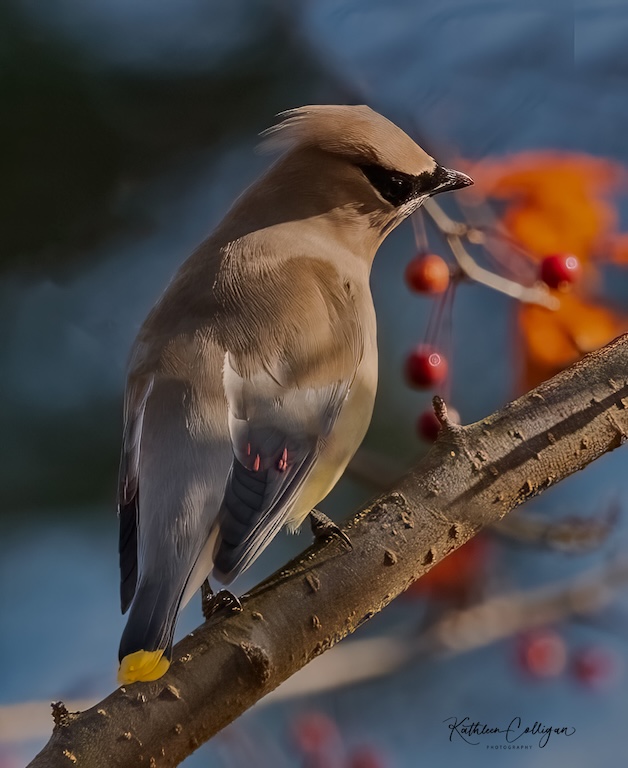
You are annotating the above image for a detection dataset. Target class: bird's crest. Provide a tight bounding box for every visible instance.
[260,104,435,176]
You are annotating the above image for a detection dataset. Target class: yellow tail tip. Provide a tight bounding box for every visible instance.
[118,649,170,684]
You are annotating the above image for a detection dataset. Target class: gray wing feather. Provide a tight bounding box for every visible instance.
[213,354,351,583]
[118,376,153,613]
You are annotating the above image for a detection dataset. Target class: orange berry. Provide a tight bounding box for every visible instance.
[405,252,450,294]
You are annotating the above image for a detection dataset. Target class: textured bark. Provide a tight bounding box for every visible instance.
[29,335,628,768]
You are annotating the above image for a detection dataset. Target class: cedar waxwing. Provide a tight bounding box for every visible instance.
[117,104,472,683]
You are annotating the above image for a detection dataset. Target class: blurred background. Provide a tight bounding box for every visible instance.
[2,0,628,765]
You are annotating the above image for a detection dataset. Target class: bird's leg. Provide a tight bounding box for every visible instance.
[201,578,243,621]
[309,509,353,550]
[201,578,215,621]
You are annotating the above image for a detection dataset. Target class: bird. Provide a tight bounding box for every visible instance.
[117,104,473,684]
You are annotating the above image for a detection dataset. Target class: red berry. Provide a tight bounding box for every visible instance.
[517,629,567,679]
[348,747,388,768]
[572,646,624,691]
[404,346,448,389]
[539,253,581,290]
[405,252,450,294]
[291,712,339,755]
[417,406,460,442]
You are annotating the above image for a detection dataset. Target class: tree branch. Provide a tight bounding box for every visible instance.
[29,335,628,768]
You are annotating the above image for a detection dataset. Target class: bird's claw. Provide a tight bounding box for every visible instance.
[201,580,243,620]
[309,509,353,551]
[201,578,214,620]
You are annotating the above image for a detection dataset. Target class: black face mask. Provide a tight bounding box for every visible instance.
[359,163,471,207]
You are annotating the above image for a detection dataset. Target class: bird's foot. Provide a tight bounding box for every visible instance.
[201,579,243,621]
[309,509,353,551]
[201,578,215,621]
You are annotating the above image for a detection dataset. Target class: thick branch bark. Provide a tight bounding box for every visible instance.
[29,335,628,768]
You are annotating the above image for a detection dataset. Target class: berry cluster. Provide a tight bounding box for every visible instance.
[516,629,623,689]
[403,251,456,442]
[403,247,582,442]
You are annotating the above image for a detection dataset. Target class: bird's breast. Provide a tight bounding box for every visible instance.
[285,296,378,528]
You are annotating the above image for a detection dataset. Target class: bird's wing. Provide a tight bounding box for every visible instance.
[213,279,364,583]
[117,374,153,614]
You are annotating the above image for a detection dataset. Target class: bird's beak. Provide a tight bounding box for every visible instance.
[429,166,474,196]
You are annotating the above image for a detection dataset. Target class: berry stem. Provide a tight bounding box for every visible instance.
[422,199,559,310]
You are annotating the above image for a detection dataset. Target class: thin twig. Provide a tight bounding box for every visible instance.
[422,198,559,310]
[494,503,620,553]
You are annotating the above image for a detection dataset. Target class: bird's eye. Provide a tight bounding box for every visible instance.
[359,164,416,207]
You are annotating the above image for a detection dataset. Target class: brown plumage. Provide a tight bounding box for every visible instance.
[117,104,472,684]
[260,105,434,175]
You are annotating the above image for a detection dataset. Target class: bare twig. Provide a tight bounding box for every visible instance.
[423,556,628,654]
[494,502,620,553]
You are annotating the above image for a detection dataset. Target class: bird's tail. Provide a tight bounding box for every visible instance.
[117,579,183,684]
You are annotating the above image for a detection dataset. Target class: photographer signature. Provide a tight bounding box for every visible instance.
[444,716,576,748]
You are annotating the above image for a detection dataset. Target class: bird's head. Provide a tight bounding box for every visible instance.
[259,105,473,239]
